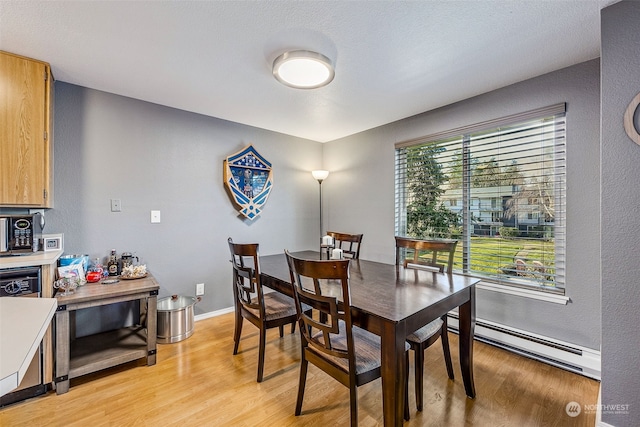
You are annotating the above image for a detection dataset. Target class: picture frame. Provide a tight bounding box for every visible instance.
[43,233,64,252]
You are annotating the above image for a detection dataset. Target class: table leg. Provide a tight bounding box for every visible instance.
[146,294,157,365]
[54,309,70,394]
[458,286,476,398]
[380,321,407,426]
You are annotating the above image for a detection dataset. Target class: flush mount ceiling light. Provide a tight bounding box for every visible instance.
[273,50,335,89]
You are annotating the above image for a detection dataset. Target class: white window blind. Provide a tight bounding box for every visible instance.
[395,104,566,292]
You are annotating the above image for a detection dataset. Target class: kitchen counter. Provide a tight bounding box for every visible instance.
[0,250,63,388]
[0,250,63,269]
[0,297,57,397]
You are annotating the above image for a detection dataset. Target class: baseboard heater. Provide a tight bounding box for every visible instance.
[446,312,601,380]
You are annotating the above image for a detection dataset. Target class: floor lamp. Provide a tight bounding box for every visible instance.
[312,170,329,256]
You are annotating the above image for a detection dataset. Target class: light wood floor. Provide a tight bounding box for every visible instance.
[0,313,600,426]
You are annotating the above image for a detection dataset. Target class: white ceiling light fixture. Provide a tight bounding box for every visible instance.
[273,50,335,89]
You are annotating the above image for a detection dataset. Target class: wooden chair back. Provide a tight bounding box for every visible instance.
[394,236,458,274]
[228,238,265,316]
[326,231,363,259]
[285,250,405,424]
[229,239,300,383]
[285,251,355,363]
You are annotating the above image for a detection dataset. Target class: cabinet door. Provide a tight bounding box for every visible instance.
[0,52,50,206]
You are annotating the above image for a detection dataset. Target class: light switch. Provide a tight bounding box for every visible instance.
[150,210,161,223]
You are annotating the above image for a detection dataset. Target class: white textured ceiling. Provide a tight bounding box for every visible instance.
[0,1,614,142]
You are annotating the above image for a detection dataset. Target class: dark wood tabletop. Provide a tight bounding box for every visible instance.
[260,251,479,426]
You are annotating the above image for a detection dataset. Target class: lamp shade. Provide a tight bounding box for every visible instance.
[273,50,335,89]
[312,170,329,182]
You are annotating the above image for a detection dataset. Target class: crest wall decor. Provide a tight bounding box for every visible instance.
[223,145,273,220]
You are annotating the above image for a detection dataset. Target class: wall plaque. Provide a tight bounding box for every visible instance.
[223,145,273,220]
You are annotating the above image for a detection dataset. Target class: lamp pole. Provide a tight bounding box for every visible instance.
[318,179,324,239]
[311,170,329,249]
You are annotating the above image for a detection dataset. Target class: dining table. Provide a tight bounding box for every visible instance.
[259,250,480,427]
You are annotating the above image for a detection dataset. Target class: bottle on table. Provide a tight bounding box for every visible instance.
[92,257,104,275]
[107,249,118,276]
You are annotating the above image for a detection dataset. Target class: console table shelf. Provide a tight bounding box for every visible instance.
[55,275,159,394]
[68,326,149,379]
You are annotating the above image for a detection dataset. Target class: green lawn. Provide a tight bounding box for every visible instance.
[419,236,556,286]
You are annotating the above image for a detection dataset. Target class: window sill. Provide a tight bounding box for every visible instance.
[476,280,569,305]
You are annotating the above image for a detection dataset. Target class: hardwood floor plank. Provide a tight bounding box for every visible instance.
[0,313,599,426]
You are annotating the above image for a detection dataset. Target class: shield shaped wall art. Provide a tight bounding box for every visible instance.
[223,145,273,220]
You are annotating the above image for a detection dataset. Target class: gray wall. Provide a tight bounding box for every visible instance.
[47,60,602,349]
[16,3,640,422]
[322,59,601,351]
[47,82,323,316]
[601,1,640,425]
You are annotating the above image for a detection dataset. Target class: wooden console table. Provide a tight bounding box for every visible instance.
[54,275,159,394]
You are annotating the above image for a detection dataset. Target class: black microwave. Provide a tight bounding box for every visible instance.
[0,213,44,255]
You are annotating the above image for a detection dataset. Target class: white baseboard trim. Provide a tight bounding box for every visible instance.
[448,313,601,380]
[595,389,623,427]
[194,306,234,322]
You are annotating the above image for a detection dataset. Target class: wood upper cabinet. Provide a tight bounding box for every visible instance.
[0,51,54,207]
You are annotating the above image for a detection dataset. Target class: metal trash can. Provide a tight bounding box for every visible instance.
[157,295,200,343]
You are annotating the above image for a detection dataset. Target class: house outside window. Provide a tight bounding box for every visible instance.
[395,104,566,292]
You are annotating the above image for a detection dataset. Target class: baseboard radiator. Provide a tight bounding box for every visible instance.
[447,312,601,380]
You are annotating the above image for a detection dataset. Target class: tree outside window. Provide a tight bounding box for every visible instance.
[395,105,566,291]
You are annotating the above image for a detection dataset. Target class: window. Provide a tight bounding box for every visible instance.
[395,104,566,292]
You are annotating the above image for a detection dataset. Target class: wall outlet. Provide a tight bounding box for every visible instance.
[110,199,122,212]
[196,283,205,296]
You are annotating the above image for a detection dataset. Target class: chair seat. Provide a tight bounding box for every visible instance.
[406,318,444,344]
[246,292,297,321]
[311,320,409,374]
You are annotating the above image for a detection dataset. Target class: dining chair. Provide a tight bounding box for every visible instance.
[394,236,457,274]
[394,236,458,412]
[228,237,299,382]
[326,231,363,259]
[285,250,409,425]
